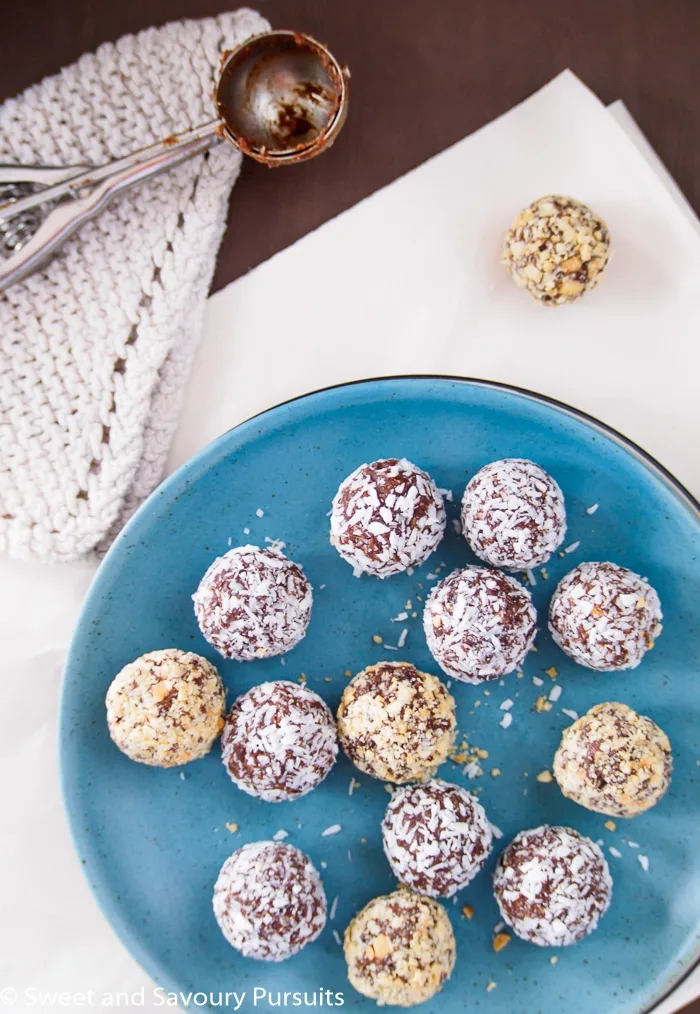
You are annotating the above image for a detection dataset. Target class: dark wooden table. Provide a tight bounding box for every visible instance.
[2,2,699,1009]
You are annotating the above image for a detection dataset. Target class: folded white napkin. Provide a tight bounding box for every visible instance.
[0,8,269,562]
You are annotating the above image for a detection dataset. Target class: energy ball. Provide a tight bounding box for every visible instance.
[423,565,537,683]
[221,680,338,802]
[337,661,456,783]
[106,648,225,767]
[493,825,612,947]
[461,458,566,570]
[382,779,493,898]
[553,701,672,818]
[213,841,326,961]
[193,545,312,661]
[344,889,456,1007]
[502,195,611,305]
[330,458,446,578]
[549,561,662,671]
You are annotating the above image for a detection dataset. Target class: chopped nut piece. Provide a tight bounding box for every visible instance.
[561,254,582,273]
[550,955,559,965]
[225,822,239,834]
[372,634,383,645]
[486,980,497,993]
[546,666,558,678]
[372,933,392,959]
[535,695,552,713]
[462,904,474,919]
[493,932,511,952]
[491,768,502,777]
[604,820,617,832]
[536,770,554,783]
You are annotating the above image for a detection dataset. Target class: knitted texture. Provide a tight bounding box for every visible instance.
[0,9,269,562]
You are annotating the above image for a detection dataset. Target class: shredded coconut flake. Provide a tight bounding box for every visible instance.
[321,824,342,837]
[500,712,513,729]
[500,699,514,711]
[564,540,580,554]
[255,508,264,517]
[561,708,579,720]
[609,846,622,858]
[638,854,650,871]
[273,829,289,841]
[264,536,286,552]
[586,504,599,515]
[330,896,339,920]
[549,684,562,702]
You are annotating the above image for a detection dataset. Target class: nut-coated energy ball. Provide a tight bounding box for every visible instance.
[502,195,611,305]
[553,701,672,817]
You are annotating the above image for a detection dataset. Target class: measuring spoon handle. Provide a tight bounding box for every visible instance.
[0,123,223,291]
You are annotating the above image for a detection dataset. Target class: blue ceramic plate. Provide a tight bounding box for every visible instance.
[61,377,700,1014]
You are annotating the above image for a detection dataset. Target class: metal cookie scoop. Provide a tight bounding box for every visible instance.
[0,30,349,292]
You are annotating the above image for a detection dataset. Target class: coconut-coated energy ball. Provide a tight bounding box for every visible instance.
[423,565,537,683]
[329,458,446,578]
[382,779,493,898]
[549,561,662,671]
[106,648,225,767]
[344,889,456,1007]
[502,195,611,305]
[193,545,312,661]
[461,458,566,570]
[553,701,672,818]
[337,662,456,783]
[221,680,338,802]
[493,825,612,947]
[213,841,326,961]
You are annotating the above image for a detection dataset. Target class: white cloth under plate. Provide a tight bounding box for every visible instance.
[0,8,269,563]
[1,72,698,1013]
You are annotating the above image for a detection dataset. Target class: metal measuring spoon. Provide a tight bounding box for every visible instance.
[0,30,349,291]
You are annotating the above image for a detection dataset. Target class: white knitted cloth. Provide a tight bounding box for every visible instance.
[0,9,269,562]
